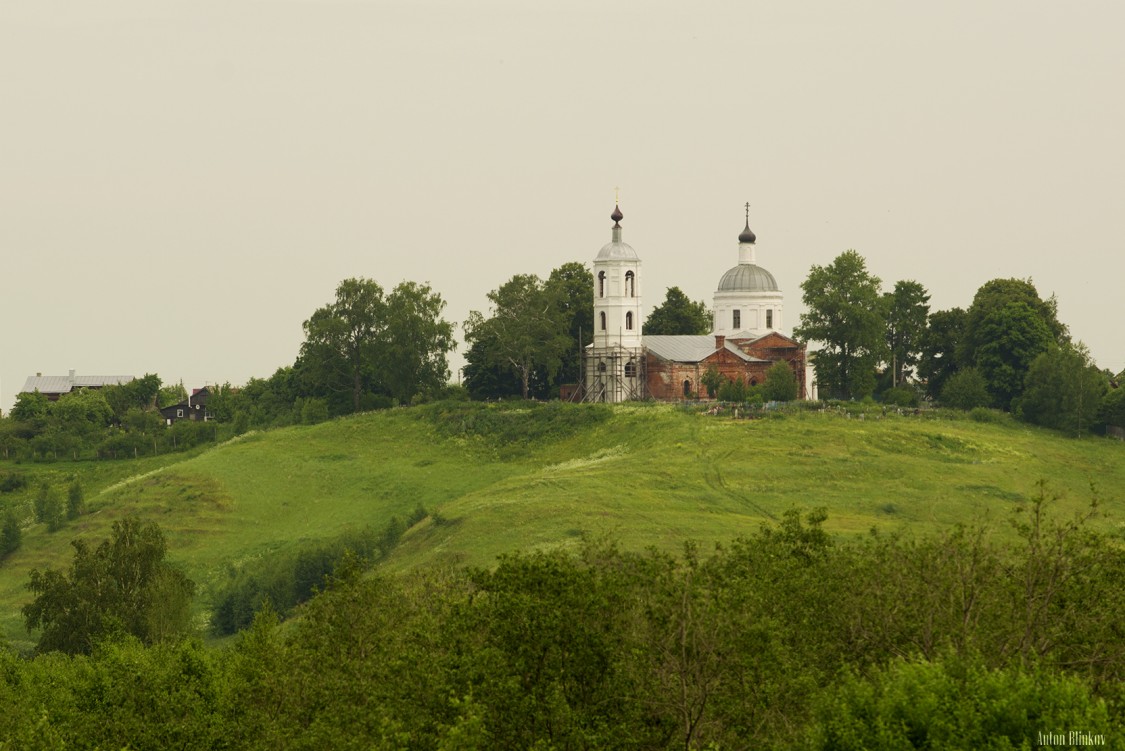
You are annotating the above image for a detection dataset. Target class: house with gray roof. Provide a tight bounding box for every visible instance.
[20,370,135,401]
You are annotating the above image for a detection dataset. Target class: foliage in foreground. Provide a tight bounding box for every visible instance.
[809,655,1115,750]
[4,491,1125,749]
[23,518,195,655]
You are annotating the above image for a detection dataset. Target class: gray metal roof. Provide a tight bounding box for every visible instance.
[20,374,135,395]
[716,263,779,292]
[727,330,770,342]
[595,240,638,261]
[643,335,766,364]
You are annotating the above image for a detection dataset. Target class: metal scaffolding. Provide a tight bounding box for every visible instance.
[579,344,647,403]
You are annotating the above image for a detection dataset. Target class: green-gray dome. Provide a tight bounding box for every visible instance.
[716,264,779,292]
[596,240,638,260]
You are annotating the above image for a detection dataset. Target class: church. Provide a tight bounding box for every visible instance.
[582,203,811,402]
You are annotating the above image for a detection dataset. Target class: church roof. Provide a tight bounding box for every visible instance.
[595,240,638,260]
[716,263,779,292]
[644,335,767,364]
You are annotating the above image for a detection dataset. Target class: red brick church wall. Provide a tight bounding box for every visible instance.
[645,333,808,400]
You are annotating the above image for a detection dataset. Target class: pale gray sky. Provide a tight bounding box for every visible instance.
[3,1,1123,410]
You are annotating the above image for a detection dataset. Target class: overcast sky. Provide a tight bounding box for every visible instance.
[2,0,1122,411]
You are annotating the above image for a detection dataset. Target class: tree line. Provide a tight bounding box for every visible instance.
[793,250,1123,434]
[0,375,216,462]
[0,279,458,460]
[4,492,1125,749]
[3,257,1120,457]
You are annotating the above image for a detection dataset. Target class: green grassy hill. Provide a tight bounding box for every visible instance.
[2,402,1122,650]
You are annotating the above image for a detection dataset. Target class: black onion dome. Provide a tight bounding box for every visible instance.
[738,221,756,244]
[611,204,624,226]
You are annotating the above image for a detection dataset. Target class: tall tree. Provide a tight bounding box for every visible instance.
[382,281,456,403]
[958,279,1067,411]
[960,279,1065,363]
[461,338,525,400]
[882,280,930,387]
[1019,343,1108,435]
[23,518,195,654]
[300,278,455,411]
[463,274,571,400]
[9,391,49,423]
[940,367,992,410]
[644,287,711,335]
[49,388,114,447]
[762,361,800,402]
[103,374,162,421]
[300,278,387,413]
[1,509,22,559]
[546,262,594,387]
[973,301,1054,410]
[1100,387,1125,428]
[157,383,188,409]
[919,307,967,399]
[794,250,886,400]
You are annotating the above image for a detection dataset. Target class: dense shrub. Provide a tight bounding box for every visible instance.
[970,406,1006,423]
[1019,345,1108,435]
[419,400,612,448]
[211,508,429,635]
[1098,387,1124,428]
[881,384,920,407]
[807,655,1117,750]
[941,367,992,410]
[0,509,21,558]
[297,397,330,425]
[717,377,749,403]
[23,518,195,654]
[0,472,28,493]
[66,480,85,521]
[33,482,64,532]
[762,361,801,402]
[6,496,1125,750]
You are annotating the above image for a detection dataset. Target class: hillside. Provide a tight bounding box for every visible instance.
[1,401,1122,650]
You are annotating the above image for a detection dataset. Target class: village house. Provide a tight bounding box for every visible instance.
[19,370,135,402]
[159,387,213,425]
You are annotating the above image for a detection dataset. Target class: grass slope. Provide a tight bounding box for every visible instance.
[1,403,1122,650]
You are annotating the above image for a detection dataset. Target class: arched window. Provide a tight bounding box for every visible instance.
[598,361,607,373]
[598,271,606,298]
[625,311,633,330]
[732,309,741,329]
[766,309,773,329]
[683,379,692,397]
[624,360,637,378]
[599,311,607,331]
[625,270,635,297]
[750,378,758,387]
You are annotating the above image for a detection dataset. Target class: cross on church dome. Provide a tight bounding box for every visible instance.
[739,202,756,244]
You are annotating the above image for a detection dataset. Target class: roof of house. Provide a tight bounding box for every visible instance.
[643,335,767,364]
[20,374,135,395]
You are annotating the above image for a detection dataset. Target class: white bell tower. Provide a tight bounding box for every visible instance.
[585,203,644,402]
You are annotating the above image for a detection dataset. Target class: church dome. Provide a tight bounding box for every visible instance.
[596,240,638,260]
[716,264,779,292]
